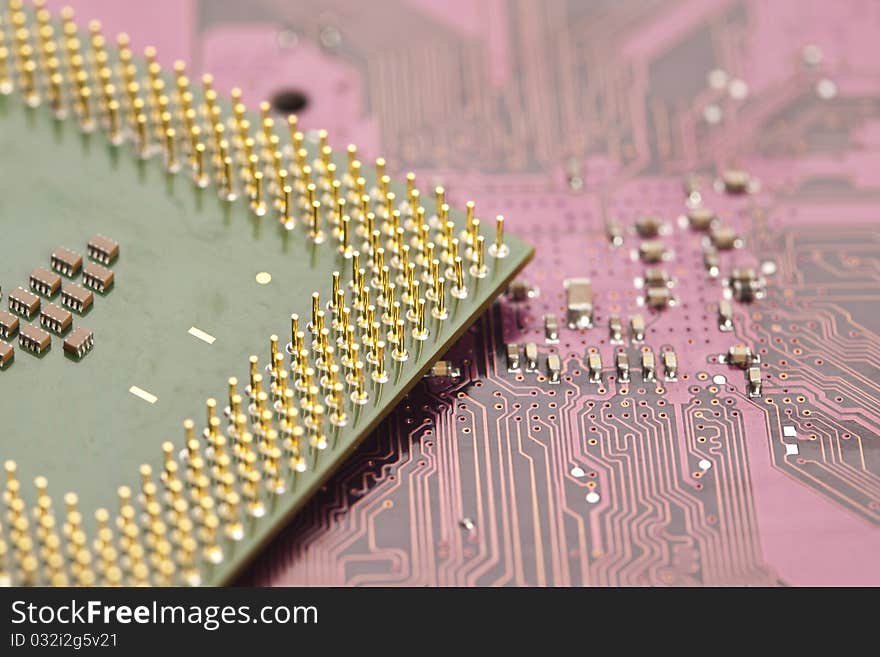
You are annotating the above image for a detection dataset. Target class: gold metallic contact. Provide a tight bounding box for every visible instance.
[413,298,429,340]
[471,235,488,278]
[490,214,509,257]
[251,170,266,214]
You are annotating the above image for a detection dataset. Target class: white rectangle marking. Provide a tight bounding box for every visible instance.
[129,385,158,404]
[785,443,799,456]
[783,425,797,438]
[188,326,216,345]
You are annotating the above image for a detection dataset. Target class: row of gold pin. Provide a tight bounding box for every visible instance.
[0,0,513,585]
[1,1,510,280]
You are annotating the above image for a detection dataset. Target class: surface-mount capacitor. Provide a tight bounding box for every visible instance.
[608,314,623,343]
[524,342,539,372]
[635,214,663,238]
[727,344,756,369]
[641,349,656,381]
[547,354,561,383]
[544,313,559,343]
[638,240,666,263]
[83,263,115,293]
[506,343,521,372]
[60,284,94,314]
[721,169,751,194]
[703,246,719,277]
[643,268,670,288]
[29,267,62,298]
[0,341,13,369]
[19,324,51,355]
[51,247,83,277]
[0,310,19,340]
[645,286,672,309]
[730,267,766,302]
[588,351,602,383]
[616,351,630,382]
[630,314,645,342]
[40,303,73,335]
[63,327,94,360]
[87,234,120,265]
[747,366,762,397]
[663,351,678,380]
[710,225,739,250]
[564,278,593,329]
[606,219,623,247]
[718,299,734,331]
[687,207,716,231]
[8,287,40,319]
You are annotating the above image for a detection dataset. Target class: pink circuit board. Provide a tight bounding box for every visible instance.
[52,0,880,586]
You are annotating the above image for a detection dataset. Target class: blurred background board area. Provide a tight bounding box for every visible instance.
[10,0,880,586]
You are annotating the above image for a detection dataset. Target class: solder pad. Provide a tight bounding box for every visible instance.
[0,4,531,586]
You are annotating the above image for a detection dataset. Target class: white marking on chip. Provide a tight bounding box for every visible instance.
[728,78,749,100]
[571,466,586,478]
[713,374,727,385]
[255,271,272,285]
[188,326,216,345]
[585,492,600,504]
[703,104,722,124]
[129,386,158,404]
[785,443,800,456]
[698,459,712,471]
[761,260,777,276]
[816,78,837,99]
[708,69,728,89]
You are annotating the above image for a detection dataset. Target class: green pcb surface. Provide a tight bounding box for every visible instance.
[0,94,532,584]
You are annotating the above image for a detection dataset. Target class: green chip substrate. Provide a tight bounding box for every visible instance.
[0,5,532,586]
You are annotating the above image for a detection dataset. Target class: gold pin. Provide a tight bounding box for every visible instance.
[471,235,488,278]
[222,155,236,200]
[413,298,429,340]
[489,214,509,257]
[371,340,388,382]
[251,170,266,214]
[193,142,210,187]
[432,277,448,319]
[310,200,325,243]
[451,256,468,298]
[464,201,475,240]
[164,128,179,171]
[351,361,368,404]
[273,183,291,227]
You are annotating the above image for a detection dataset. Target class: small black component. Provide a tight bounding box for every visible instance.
[638,240,666,263]
[87,234,120,265]
[30,267,62,298]
[687,207,716,231]
[616,351,630,383]
[51,247,84,277]
[0,310,19,340]
[83,263,114,293]
[722,169,750,194]
[0,341,13,369]
[710,225,738,250]
[63,327,94,360]
[646,286,672,308]
[19,324,51,355]
[9,287,41,319]
[643,268,670,288]
[40,303,73,335]
[60,284,94,313]
[635,215,663,238]
[730,267,766,302]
